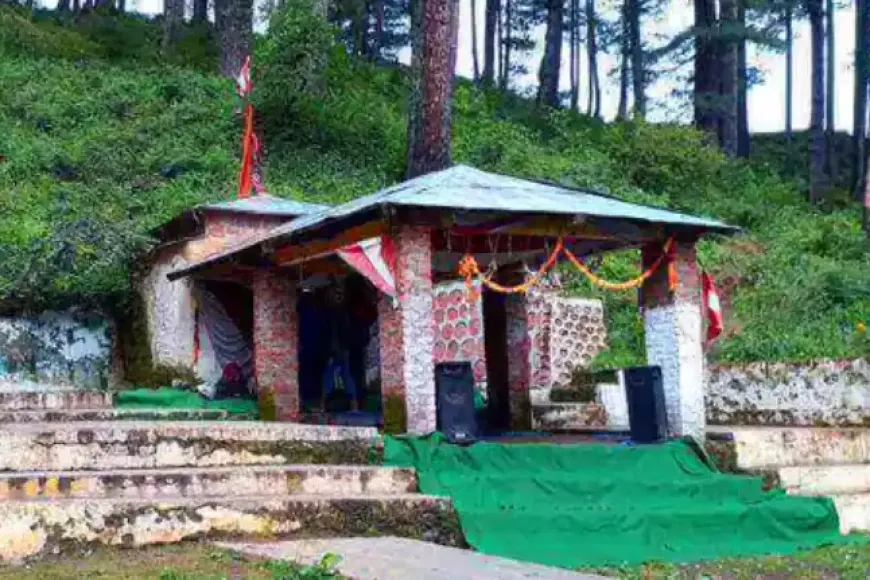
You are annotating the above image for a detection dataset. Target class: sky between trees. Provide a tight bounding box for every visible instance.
[38,0,860,133]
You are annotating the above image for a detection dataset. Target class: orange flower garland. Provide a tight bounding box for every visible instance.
[458,237,676,296]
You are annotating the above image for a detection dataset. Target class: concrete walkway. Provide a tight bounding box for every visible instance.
[217,537,608,580]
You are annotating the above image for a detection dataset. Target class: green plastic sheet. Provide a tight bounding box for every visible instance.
[384,434,856,567]
[115,387,257,416]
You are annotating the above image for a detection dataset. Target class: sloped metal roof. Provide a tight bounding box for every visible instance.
[198,194,328,216]
[254,164,733,237]
[166,165,736,280]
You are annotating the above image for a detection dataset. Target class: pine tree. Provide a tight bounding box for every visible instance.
[406,0,460,178]
[536,0,564,107]
[808,0,827,202]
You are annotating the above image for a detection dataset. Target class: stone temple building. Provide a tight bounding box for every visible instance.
[144,164,733,439]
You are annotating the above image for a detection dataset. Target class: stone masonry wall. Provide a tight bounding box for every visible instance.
[707,358,870,426]
[0,312,116,391]
[138,212,287,379]
[431,280,486,387]
[253,272,299,420]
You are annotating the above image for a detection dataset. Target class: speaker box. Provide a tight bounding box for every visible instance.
[622,365,668,443]
[435,362,478,444]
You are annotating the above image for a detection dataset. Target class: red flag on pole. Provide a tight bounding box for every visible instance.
[235,56,265,198]
[702,272,723,344]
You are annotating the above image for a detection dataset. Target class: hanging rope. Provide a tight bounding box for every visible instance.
[563,237,675,291]
[458,238,564,296]
[457,237,677,297]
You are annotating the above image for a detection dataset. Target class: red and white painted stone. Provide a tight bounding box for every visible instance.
[431,281,487,387]
[379,226,437,434]
[253,271,299,421]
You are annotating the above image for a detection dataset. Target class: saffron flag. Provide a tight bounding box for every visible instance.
[336,236,398,297]
[235,56,265,198]
[701,272,723,343]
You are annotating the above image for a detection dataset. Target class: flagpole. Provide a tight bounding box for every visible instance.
[237,102,254,198]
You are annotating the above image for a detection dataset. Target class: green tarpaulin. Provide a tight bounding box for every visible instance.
[115,388,257,416]
[383,435,856,567]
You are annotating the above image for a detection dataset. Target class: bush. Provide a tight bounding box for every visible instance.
[3,10,870,365]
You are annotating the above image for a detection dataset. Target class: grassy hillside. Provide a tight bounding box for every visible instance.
[2,5,870,367]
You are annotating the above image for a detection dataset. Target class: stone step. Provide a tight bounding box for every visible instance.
[779,464,870,496]
[0,493,461,563]
[0,407,244,423]
[830,493,870,534]
[0,465,416,501]
[708,426,870,470]
[0,421,379,471]
[0,390,112,411]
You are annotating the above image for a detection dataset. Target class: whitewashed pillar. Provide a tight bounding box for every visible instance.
[640,239,705,440]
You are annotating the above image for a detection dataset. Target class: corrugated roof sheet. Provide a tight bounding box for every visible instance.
[166,165,735,280]
[257,164,734,238]
[198,194,328,217]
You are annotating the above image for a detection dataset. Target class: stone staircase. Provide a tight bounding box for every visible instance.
[0,390,461,563]
[709,426,870,534]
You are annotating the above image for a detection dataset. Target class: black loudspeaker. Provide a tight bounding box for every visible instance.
[435,362,478,444]
[623,365,668,443]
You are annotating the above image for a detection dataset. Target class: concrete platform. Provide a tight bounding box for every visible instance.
[708,426,870,470]
[0,464,416,500]
[779,463,870,496]
[0,494,460,563]
[0,421,379,471]
[0,390,112,411]
[0,407,244,423]
[218,537,607,580]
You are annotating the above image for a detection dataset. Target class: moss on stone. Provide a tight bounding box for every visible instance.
[258,388,276,422]
[14,498,464,562]
[704,437,780,491]
[382,393,406,435]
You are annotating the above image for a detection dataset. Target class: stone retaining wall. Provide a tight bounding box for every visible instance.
[706,358,870,426]
[0,312,115,391]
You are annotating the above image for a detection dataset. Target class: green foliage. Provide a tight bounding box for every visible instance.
[256,0,337,122]
[262,553,344,579]
[3,7,870,365]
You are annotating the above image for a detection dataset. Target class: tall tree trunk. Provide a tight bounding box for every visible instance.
[193,0,208,22]
[853,0,868,198]
[864,143,870,231]
[371,0,385,58]
[57,0,71,11]
[627,0,644,116]
[216,0,253,78]
[351,4,368,56]
[405,0,460,179]
[117,0,125,11]
[537,0,563,107]
[496,0,503,82]
[694,0,717,134]
[471,0,481,79]
[483,0,499,86]
[501,0,513,88]
[586,0,600,117]
[785,2,793,141]
[73,0,80,12]
[616,1,630,120]
[718,0,738,156]
[808,0,827,202]
[824,0,836,178]
[736,0,750,156]
[570,0,579,110]
[162,0,185,54]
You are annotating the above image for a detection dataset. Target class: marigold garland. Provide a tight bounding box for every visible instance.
[457,237,676,297]
[563,238,675,291]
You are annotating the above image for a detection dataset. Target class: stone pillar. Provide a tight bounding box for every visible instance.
[505,294,532,431]
[253,270,299,421]
[378,226,436,434]
[641,239,705,440]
